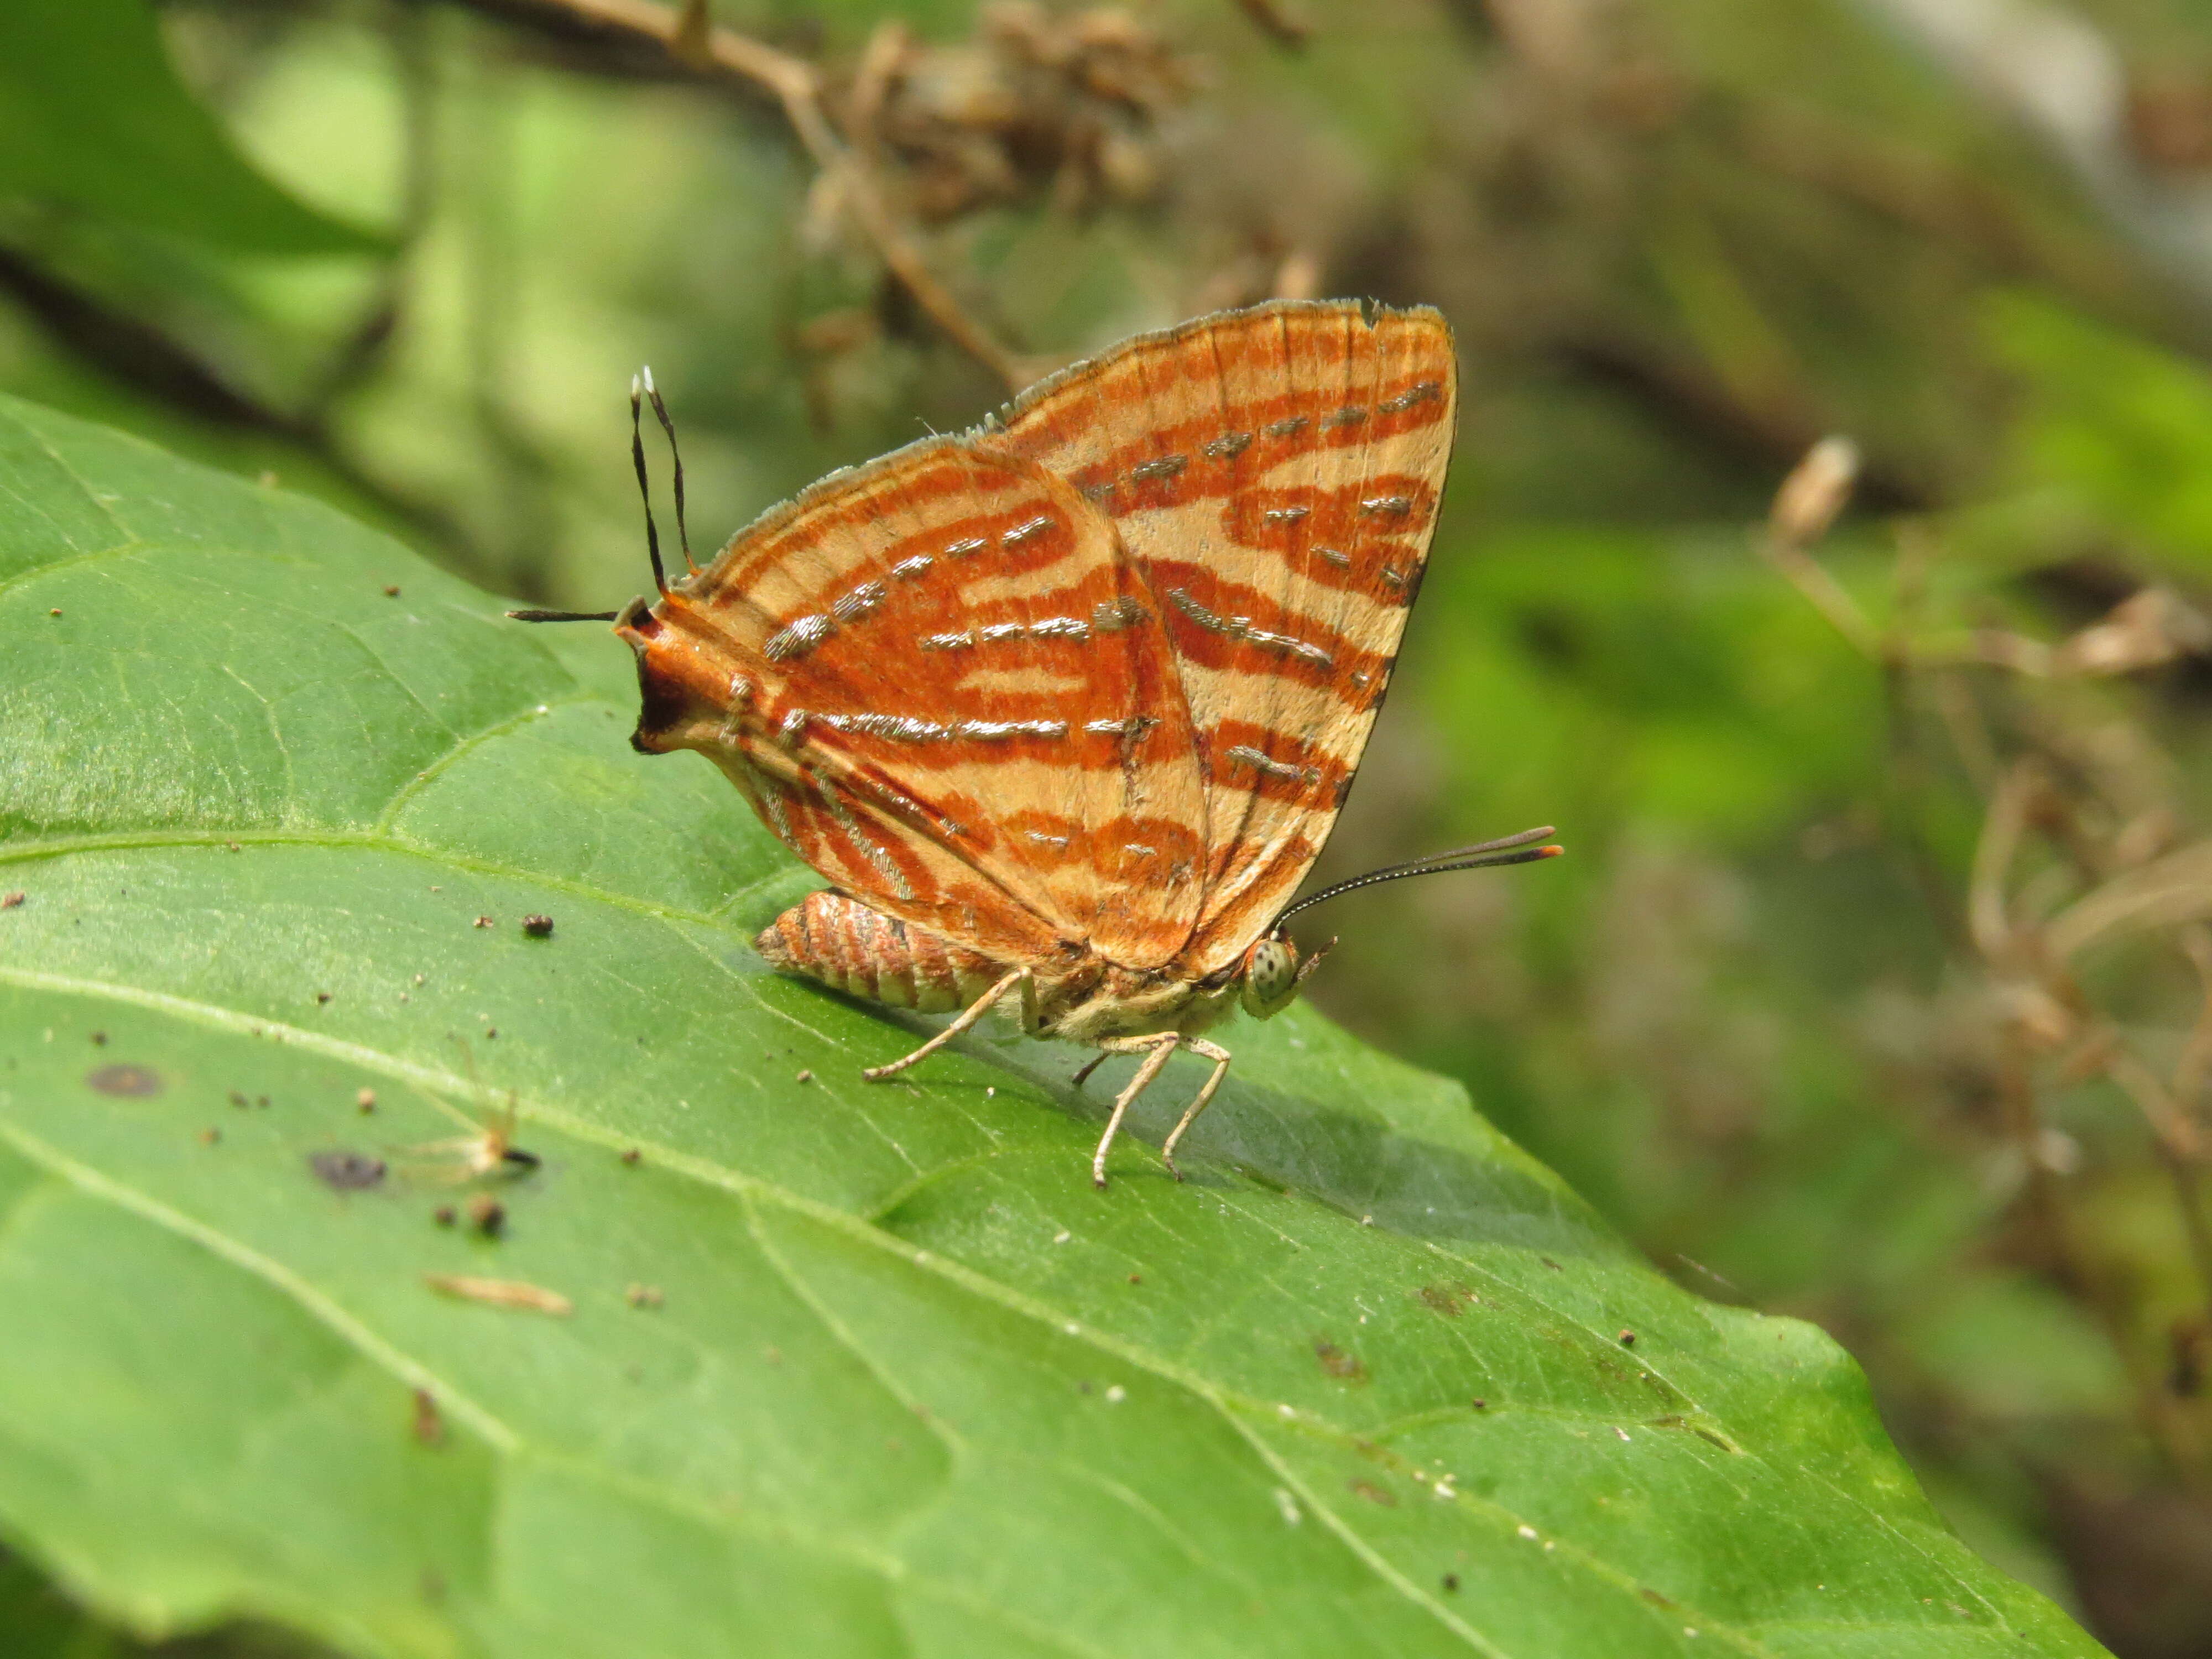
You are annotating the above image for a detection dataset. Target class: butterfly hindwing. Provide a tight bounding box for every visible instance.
[621,439,1210,969]
[991,300,1459,971]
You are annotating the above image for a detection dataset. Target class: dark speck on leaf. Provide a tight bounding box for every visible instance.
[466,1193,504,1235]
[229,1090,248,1108]
[90,1031,107,1046]
[1443,1574,1460,1593]
[1471,1397,1488,1410]
[434,1205,456,1227]
[1419,1282,1478,1317]
[1,891,23,909]
[620,1147,641,1165]
[86,1063,162,1097]
[1348,1479,1395,1507]
[1313,1339,1369,1383]
[1619,1329,1637,1347]
[521,914,554,937]
[316,992,332,1004]
[384,585,401,597]
[412,1388,443,1446]
[310,1150,386,1191]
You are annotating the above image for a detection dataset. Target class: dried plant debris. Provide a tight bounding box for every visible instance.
[422,1274,573,1316]
[85,1064,163,1098]
[843,5,1197,223]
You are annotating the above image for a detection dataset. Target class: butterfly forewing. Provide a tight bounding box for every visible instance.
[622,439,1210,968]
[992,300,1458,971]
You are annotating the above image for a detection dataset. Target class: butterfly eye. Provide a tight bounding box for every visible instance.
[1240,937,1302,1020]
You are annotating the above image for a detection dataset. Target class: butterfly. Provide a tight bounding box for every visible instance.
[515,299,1559,1187]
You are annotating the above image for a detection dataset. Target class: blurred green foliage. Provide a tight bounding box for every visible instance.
[15,0,2212,1653]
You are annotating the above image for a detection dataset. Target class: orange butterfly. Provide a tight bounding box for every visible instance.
[517,299,1558,1186]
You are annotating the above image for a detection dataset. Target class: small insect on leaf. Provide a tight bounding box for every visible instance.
[521,914,554,938]
[423,1274,572,1316]
[399,1061,540,1185]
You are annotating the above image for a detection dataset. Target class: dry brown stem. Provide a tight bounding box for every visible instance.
[1754,528,1881,656]
[444,0,1023,389]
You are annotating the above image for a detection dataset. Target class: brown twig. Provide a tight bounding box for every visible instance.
[1556,333,1930,513]
[432,0,1024,390]
[2101,1038,2203,1163]
[1232,0,1312,50]
[1754,527,1880,657]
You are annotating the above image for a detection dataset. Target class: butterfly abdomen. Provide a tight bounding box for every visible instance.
[756,890,1006,1014]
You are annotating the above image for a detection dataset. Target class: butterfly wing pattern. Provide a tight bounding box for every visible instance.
[616,299,1460,1186]
[992,301,1457,974]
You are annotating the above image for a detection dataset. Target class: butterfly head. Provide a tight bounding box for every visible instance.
[1238,933,1332,1020]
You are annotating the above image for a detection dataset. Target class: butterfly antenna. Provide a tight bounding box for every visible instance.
[640,366,697,575]
[1269,827,1563,932]
[630,371,669,595]
[507,608,620,623]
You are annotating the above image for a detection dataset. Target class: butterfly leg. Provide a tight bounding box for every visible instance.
[1070,1053,1110,1089]
[1088,1032,1182,1189]
[1157,1039,1232,1183]
[860,966,1035,1082]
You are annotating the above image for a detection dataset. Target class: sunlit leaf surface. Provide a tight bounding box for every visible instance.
[0,0,377,253]
[0,398,2103,1657]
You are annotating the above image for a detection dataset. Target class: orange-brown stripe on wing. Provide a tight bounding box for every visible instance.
[989,300,1458,972]
[620,440,1209,970]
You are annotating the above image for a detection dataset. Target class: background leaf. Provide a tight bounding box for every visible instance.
[0,0,377,254]
[0,395,2103,1656]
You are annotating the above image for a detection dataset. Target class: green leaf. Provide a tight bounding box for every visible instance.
[0,394,2102,1658]
[0,0,378,255]
[1986,290,2212,570]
